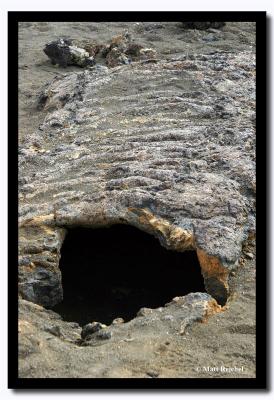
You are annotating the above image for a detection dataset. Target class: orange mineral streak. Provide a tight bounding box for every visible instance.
[196,248,229,288]
[202,298,226,323]
[128,208,194,250]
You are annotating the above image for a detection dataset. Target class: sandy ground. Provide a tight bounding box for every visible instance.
[18,21,256,378]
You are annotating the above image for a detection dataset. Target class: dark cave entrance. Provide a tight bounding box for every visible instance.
[52,225,206,326]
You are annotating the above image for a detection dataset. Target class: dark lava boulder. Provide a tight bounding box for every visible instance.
[43,34,157,69]
[44,38,96,67]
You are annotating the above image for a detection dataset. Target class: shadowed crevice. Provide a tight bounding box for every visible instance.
[52,225,206,325]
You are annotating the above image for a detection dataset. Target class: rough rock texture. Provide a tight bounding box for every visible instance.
[44,33,157,69]
[18,21,256,378]
[44,38,96,67]
[19,251,256,378]
[19,292,223,377]
[19,49,255,307]
[182,22,226,30]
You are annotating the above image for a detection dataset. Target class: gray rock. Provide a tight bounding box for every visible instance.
[137,308,154,317]
[81,322,107,339]
[19,47,255,309]
[111,317,125,325]
[95,330,112,340]
[44,325,63,337]
[244,252,254,260]
[44,38,96,68]
[43,35,157,69]
[182,22,226,30]
[146,370,159,377]
[202,34,219,42]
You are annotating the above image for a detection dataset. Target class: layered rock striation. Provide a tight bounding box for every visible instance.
[18,49,255,308]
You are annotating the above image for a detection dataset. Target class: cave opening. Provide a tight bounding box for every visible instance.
[52,225,206,326]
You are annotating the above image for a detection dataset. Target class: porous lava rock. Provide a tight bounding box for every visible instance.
[43,33,157,69]
[43,38,96,67]
[182,22,226,30]
[18,48,255,309]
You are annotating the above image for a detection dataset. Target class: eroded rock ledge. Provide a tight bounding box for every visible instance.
[19,292,223,378]
[18,50,255,309]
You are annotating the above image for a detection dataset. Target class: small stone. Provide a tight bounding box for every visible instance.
[172,296,180,303]
[139,48,157,60]
[146,370,159,378]
[106,48,131,67]
[95,330,112,340]
[202,34,218,43]
[44,325,62,337]
[81,321,106,339]
[111,317,124,325]
[245,252,254,260]
[124,337,134,342]
[137,307,153,317]
[68,322,80,329]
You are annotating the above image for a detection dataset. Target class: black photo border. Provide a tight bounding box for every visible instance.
[8,10,267,390]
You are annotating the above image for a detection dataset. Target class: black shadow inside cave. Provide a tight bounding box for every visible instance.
[52,225,205,326]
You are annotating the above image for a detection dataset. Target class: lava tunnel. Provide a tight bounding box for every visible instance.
[52,225,206,326]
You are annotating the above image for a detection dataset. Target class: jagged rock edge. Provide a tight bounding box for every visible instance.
[18,207,232,308]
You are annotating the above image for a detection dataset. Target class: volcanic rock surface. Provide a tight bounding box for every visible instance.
[43,33,158,68]
[18,21,256,378]
[181,22,226,30]
[19,47,255,306]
